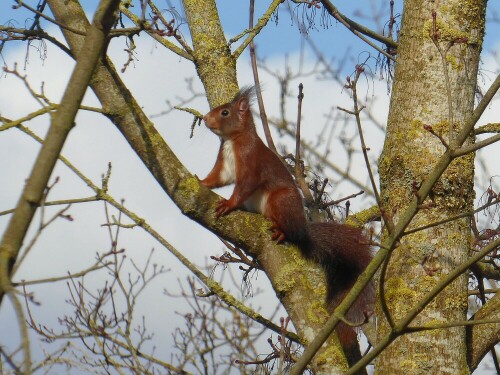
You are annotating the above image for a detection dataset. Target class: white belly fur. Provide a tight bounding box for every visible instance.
[221,140,268,214]
[220,140,236,184]
[244,190,268,214]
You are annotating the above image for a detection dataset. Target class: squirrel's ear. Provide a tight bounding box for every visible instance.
[237,96,249,114]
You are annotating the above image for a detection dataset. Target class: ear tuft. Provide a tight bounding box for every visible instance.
[232,85,255,108]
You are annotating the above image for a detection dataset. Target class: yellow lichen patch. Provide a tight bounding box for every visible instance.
[428,119,451,135]
[148,128,170,148]
[445,54,463,70]
[400,359,419,370]
[418,274,439,291]
[314,342,348,370]
[421,2,485,47]
[419,319,446,336]
[176,176,205,216]
[422,18,468,44]
[443,294,468,312]
[274,258,305,294]
[177,175,201,196]
[384,277,418,318]
[449,1,486,45]
[345,205,380,228]
[408,119,427,140]
[306,300,329,324]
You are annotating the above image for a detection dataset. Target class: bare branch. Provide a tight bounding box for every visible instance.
[232,0,283,59]
[475,122,500,135]
[0,0,122,303]
[319,0,397,61]
[119,4,194,61]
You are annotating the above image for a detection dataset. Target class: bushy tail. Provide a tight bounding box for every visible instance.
[304,222,374,371]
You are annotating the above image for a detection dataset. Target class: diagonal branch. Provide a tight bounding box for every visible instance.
[346,236,500,375]
[290,72,500,375]
[320,0,397,60]
[0,0,121,304]
[475,122,500,134]
[232,0,283,59]
[119,5,194,61]
[468,292,500,370]
[15,123,301,345]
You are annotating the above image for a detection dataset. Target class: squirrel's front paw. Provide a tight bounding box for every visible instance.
[200,177,211,187]
[215,198,234,218]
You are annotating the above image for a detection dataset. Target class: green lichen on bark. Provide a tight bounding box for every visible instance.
[376,0,485,373]
[182,0,238,107]
[315,344,348,371]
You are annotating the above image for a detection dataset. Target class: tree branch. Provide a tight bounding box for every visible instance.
[0,0,121,303]
[15,123,302,345]
[319,0,397,60]
[468,293,500,370]
[119,5,194,61]
[475,122,500,134]
[232,0,283,59]
[290,70,500,375]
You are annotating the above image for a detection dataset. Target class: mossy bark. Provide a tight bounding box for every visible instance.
[47,0,349,372]
[182,0,238,106]
[377,0,486,374]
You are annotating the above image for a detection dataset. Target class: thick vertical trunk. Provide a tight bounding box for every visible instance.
[377,1,486,374]
[182,0,238,106]
[47,1,350,372]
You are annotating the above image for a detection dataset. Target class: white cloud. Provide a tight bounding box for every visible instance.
[1,19,499,373]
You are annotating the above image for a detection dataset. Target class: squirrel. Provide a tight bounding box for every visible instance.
[201,86,374,368]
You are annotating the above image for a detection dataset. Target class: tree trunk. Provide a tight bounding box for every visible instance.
[46,0,350,372]
[182,0,238,106]
[377,0,486,374]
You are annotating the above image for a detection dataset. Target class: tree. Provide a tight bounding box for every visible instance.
[0,0,499,374]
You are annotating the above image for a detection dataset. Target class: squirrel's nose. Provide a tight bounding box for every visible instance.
[203,114,212,127]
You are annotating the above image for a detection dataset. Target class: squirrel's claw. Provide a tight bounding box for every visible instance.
[270,223,286,243]
[215,198,234,218]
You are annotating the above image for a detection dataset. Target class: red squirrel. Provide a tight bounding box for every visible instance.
[201,87,374,368]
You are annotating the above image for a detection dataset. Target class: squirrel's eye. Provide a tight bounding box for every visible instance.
[221,109,229,117]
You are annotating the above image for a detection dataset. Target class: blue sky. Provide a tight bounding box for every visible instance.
[1,1,499,373]
[3,1,499,73]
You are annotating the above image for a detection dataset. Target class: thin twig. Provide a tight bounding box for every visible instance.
[0,26,73,57]
[270,117,374,196]
[431,11,454,143]
[15,0,86,36]
[452,133,500,157]
[232,0,283,59]
[0,0,121,304]
[13,262,112,287]
[0,196,99,216]
[120,5,193,61]
[249,0,276,152]
[406,318,500,332]
[320,0,397,61]
[290,70,500,375]
[404,196,500,236]
[147,0,194,55]
[293,83,315,209]
[15,124,302,345]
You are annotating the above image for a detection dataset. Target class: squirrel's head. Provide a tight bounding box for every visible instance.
[203,86,255,139]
